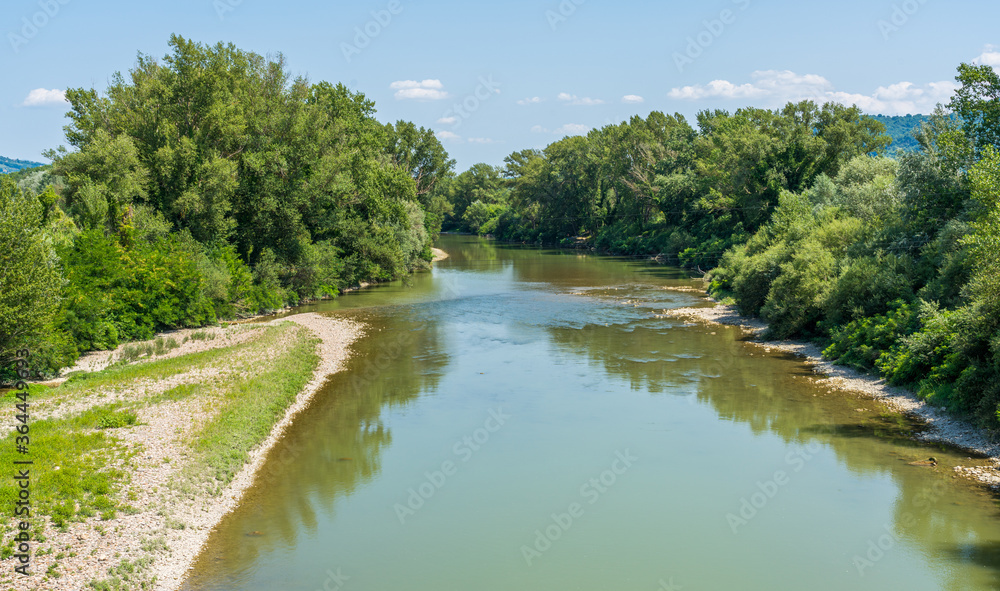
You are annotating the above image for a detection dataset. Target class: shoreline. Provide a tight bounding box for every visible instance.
[431,247,449,262]
[664,297,1000,489]
[0,313,362,590]
[153,313,363,590]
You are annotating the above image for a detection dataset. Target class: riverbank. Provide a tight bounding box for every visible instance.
[0,313,362,590]
[431,247,449,262]
[664,295,1000,490]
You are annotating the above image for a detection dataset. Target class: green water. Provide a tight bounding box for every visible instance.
[182,235,1000,591]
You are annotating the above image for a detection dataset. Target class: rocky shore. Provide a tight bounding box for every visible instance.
[665,298,1000,490]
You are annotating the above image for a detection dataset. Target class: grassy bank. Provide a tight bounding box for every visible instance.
[0,320,327,590]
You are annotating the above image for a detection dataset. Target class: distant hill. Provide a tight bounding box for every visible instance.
[869,114,930,153]
[0,156,44,174]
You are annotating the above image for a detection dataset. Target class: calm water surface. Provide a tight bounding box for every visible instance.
[182,235,1000,591]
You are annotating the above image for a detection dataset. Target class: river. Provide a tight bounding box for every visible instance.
[181,235,1000,591]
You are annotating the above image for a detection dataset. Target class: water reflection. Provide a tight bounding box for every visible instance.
[543,280,1000,587]
[183,312,447,589]
[183,236,1000,591]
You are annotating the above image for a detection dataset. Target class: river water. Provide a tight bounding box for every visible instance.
[182,235,1000,591]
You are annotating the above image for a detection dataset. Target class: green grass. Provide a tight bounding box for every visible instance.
[55,327,264,397]
[116,336,181,364]
[147,383,206,405]
[88,557,154,590]
[187,330,216,342]
[0,400,147,531]
[97,410,139,430]
[189,323,319,490]
[0,408,134,533]
[0,320,319,554]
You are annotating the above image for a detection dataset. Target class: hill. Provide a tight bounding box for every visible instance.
[869,114,933,153]
[0,155,44,174]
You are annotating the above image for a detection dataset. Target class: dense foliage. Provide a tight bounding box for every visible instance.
[1,36,452,374]
[444,63,1000,429]
[443,102,888,268]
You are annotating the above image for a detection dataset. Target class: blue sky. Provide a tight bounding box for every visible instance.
[3,0,998,171]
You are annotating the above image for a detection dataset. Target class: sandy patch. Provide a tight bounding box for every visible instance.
[431,247,449,262]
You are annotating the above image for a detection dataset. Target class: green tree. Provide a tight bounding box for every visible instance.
[385,120,455,200]
[950,63,1000,153]
[0,176,68,370]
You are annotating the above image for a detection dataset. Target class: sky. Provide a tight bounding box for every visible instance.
[2,0,998,171]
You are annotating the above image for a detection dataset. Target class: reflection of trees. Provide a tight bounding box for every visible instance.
[182,310,448,588]
[440,235,696,289]
[548,316,1000,582]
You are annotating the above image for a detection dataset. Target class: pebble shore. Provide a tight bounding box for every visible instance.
[1,313,362,590]
[665,300,1000,490]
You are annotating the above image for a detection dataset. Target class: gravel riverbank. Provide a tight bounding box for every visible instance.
[0,313,362,590]
[665,297,1000,489]
[153,313,363,590]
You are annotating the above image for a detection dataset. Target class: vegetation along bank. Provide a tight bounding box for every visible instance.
[3,32,1000,587]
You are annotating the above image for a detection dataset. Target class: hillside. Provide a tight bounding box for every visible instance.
[870,114,931,153]
[0,155,44,173]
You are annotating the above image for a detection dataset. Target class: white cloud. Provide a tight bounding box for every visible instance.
[437,116,458,125]
[554,123,590,136]
[518,96,544,105]
[467,137,497,144]
[668,70,957,115]
[390,79,443,90]
[622,95,645,104]
[558,93,605,106]
[531,123,591,136]
[436,131,461,141]
[22,88,67,107]
[973,45,1000,68]
[391,79,448,100]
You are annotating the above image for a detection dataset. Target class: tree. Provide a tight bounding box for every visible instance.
[950,63,1000,154]
[0,176,67,370]
[443,163,508,227]
[385,121,455,200]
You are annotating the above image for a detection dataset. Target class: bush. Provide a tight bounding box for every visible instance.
[823,300,919,371]
[823,254,915,326]
[876,300,960,388]
[59,230,218,351]
[761,237,837,338]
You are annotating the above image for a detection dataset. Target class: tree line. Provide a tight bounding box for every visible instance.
[1,35,453,375]
[440,62,1000,428]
